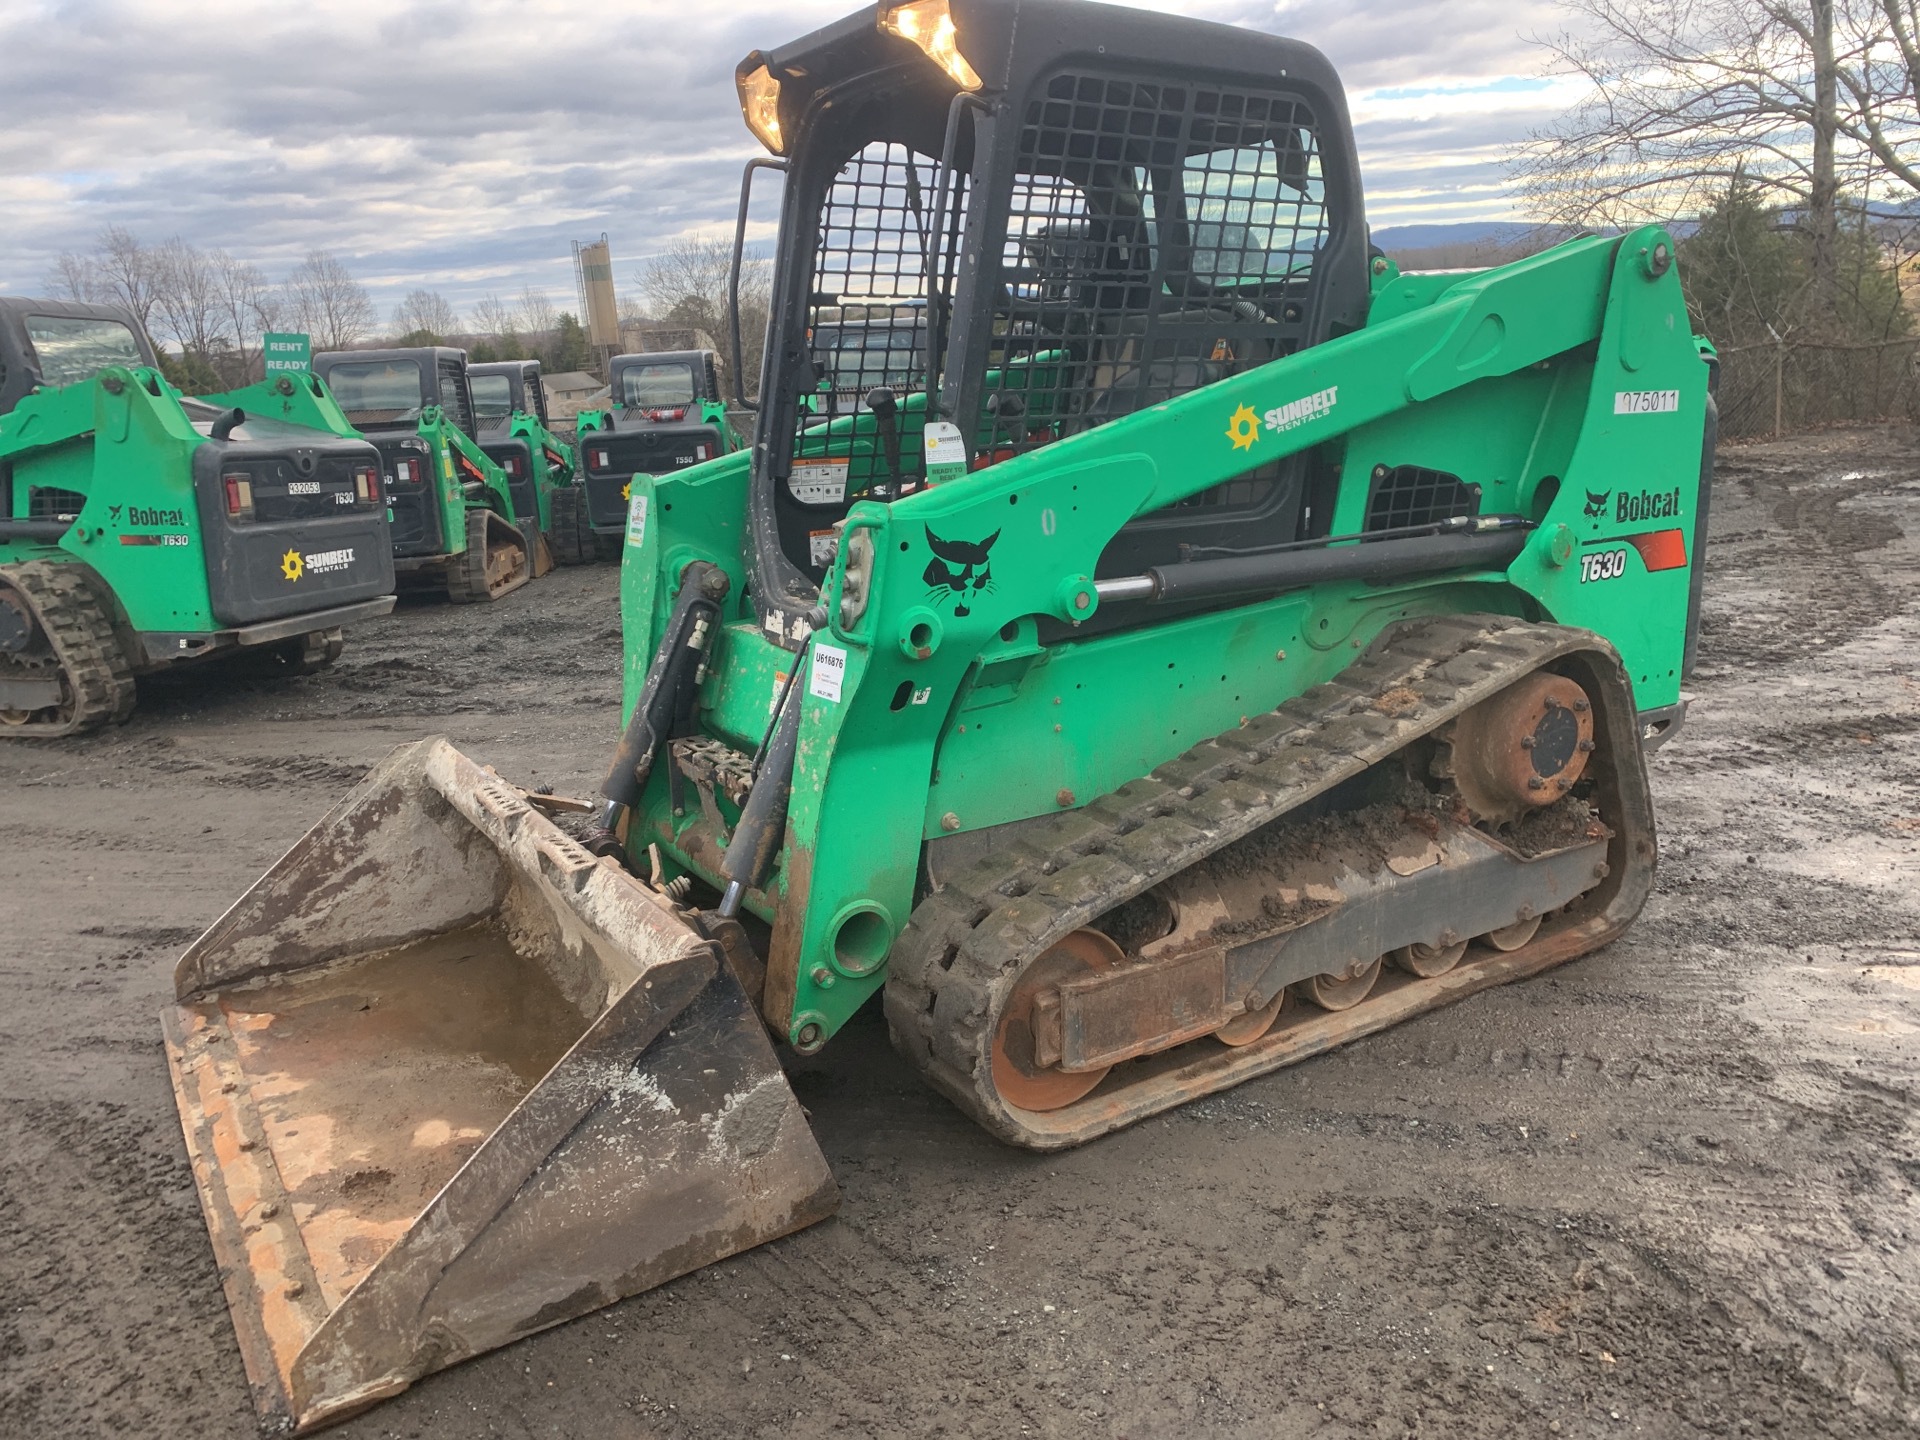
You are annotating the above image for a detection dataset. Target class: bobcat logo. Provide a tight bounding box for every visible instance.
[923,526,1000,618]
[108,504,123,522]
[1583,489,1611,518]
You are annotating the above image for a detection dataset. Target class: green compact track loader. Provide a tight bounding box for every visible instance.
[0,298,396,737]
[468,359,587,564]
[574,349,741,559]
[163,0,1716,1428]
[313,347,545,602]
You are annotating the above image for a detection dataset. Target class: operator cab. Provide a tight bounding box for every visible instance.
[733,0,1372,643]
[0,297,160,417]
[468,360,553,523]
[604,350,723,430]
[576,350,732,538]
[315,347,478,438]
[315,347,485,557]
[469,359,552,433]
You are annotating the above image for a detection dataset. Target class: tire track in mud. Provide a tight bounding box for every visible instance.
[0,1101,253,1438]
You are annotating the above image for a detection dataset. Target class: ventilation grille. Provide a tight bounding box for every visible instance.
[1364,465,1480,531]
[28,487,85,522]
[438,360,474,436]
[981,70,1330,462]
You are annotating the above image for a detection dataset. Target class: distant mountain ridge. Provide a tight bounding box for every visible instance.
[1370,221,1543,251]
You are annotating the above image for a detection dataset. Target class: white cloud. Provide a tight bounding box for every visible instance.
[0,0,1589,317]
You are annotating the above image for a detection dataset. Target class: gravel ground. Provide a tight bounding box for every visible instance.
[3,424,1917,1440]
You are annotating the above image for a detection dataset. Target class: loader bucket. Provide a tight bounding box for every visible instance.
[160,739,838,1433]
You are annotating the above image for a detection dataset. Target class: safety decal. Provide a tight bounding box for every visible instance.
[626,495,649,548]
[790,459,851,505]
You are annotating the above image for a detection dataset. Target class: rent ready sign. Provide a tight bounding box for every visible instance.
[263,332,311,374]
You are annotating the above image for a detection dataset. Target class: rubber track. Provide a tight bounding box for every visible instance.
[883,613,1654,1150]
[0,560,136,737]
[446,510,530,604]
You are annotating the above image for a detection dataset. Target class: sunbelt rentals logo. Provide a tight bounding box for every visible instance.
[1227,387,1340,451]
[280,546,357,582]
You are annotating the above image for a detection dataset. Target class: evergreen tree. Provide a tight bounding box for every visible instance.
[1680,178,1911,346]
[547,312,590,373]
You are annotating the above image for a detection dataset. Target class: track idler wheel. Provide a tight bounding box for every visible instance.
[990,929,1119,1111]
[1447,672,1595,824]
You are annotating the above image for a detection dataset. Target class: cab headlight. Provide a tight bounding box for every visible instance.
[879,0,982,90]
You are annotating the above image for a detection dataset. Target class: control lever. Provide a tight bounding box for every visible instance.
[865,386,909,499]
[986,390,1028,444]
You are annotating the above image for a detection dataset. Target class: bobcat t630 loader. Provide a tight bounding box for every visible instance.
[314,347,546,601]
[162,0,1715,1428]
[0,298,396,736]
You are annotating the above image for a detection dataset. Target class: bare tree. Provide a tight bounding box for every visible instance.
[284,251,376,351]
[46,252,98,304]
[1512,0,1919,311]
[392,288,460,341]
[518,286,558,339]
[470,293,516,338]
[151,239,229,368]
[211,252,277,383]
[640,233,772,396]
[91,225,163,331]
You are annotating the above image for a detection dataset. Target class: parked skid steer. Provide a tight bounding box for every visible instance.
[164,0,1715,1429]
[469,359,586,563]
[0,298,396,736]
[313,347,545,602]
[574,349,741,560]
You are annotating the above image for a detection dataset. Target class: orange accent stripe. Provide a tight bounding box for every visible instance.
[1627,528,1688,571]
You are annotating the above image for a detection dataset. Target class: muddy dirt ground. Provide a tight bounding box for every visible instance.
[4,425,1918,1440]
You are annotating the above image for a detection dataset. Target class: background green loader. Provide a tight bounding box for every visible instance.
[574,349,742,559]
[0,297,395,737]
[314,346,547,602]
[469,359,589,563]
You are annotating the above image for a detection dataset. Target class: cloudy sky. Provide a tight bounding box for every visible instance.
[0,0,1591,323]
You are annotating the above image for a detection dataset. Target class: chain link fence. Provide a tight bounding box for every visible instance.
[1715,337,1920,438]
